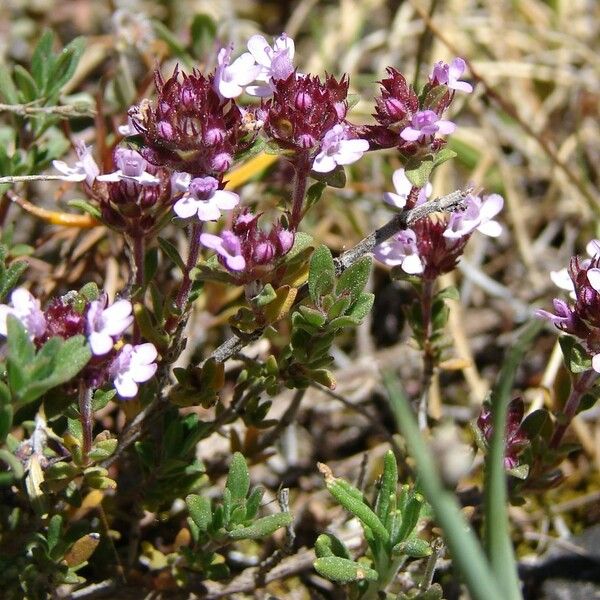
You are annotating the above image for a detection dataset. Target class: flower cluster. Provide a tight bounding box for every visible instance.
[130,67,244,176]
[375,187,503,278]
[200,211,294,281]
[477,398,528,469]
[537,242,600,372]
[54,145,176,235]
[0,288,156,398]
[365,59,472,153]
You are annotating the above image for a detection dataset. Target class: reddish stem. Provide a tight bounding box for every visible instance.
[549,369,598,449]
[290,152,311,229]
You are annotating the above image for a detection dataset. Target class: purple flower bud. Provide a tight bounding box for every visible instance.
[298,133,316,148]
[383,97,407,120]
[295,91,313,110]
[189,176,219,200]
[212,152,233,173]
[204,127,225,145]
[181,87,196,107]
[276,228,294,254]
[253,241,275,264]
[157,120,175,140]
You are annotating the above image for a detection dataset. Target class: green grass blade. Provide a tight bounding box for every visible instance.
[383,372,504,600]
[484,320,542,599]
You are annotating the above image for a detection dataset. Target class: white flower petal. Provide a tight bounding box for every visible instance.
[480,194,504,220]
[587,268,600,292]
[383,192,407,209]
[312,152,337,173]
[392,169,412,197]
[550,269,575,292]
[213,190,240,210]
[593,353,600,374]
[247,35,272,67]
[132,343,158,364]
[195,201,221,221]
[114,374,138,398]
[174,196,200,219]
[586,239,600,257]
[131,363,157,383]
[89,331,114,356]
[402,254,424,274]
[200,233,223,251]
[477,219,502,237]
[400,127,421,142]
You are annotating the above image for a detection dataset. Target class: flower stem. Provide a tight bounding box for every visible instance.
[418,277,436,430]
[290,152,311,229]
[165,222,203,333]
[78,381,93,462]
[549,369,598,449]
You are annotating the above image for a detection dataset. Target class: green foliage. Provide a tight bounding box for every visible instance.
[180,453,292,580]
[6,317,91,408]
[558,335,592,373]
[315,452,434,598]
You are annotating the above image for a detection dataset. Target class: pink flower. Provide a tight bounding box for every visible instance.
[312,125,369,173]
[173,176,239,221]
[52,142,100,186]
[246,33,296,97]
[400,110,455,142]
[200,231,246,271]
[383,168,432,210]
[443,193,503,239]
[550,240,600,299]
[86,296,133,356]
[214,45,261,99]
[374,229,423,274]
[431,58,473,94]
[0,288,47,339]
[110,343,157,398]
[97,148,160,186]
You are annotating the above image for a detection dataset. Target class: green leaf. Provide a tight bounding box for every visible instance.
[321,465,389,544]
[32,31,55,91]
[47,37,85,97]
[152,21,194,69]
[228,512,292,539]
[405,159,434,188]
[375,450,398,523]
[435,286,460,302]
[393,537,432,558]
[311,165,347,188]
[190,13,217,59]
[309,245,335,304]
[245,486,264,520]
[313,556,378,583]
[7,315,35,366]
[13,65,39,102]
[0,65,19,104]
[0,260,27,301]
[226,452,250,503]
[433,148,458,167]
[558,335,591,373]
[186,494,212,532]
[315,533,352,559]
[336,256,371,304]
[46,514,63,551]
[347,292,374,322]
[305,181,327,212]
[67,199,102,220]
[158,237,186,272]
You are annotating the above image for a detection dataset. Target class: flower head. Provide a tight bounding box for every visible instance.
[53,143,100,186]
[86,296,133,356]
[173,176,239,221]
[374,229,424,275]
[97,148,160,186]
[263,73,348,153]
[131,67,243,176]
[110,343,158,398]
[430,58,473,94]
[443,193,503,239]
[0,288,47,339]
[400,110,455,142]
[312,125,369,173]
